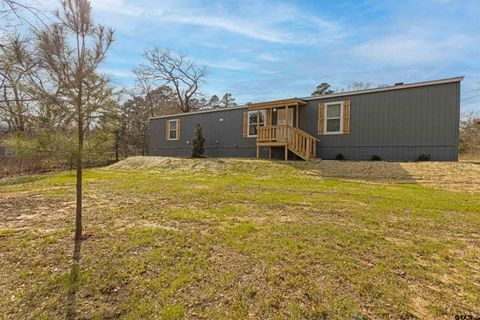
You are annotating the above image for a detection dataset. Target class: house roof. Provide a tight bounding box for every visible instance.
[302,76,463,101]
[150,76,463,120]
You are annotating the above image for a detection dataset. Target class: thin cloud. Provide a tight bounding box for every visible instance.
[353,33,473,66]
[151,1,343,44]
[160,14,294,43]
[199,58,256,71]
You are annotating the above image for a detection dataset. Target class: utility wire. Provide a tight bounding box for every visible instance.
[462,92,480,102]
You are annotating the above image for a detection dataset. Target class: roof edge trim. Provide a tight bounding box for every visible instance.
[302,76,464,101]
[149,105,248,120]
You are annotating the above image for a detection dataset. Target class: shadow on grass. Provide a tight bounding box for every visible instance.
[271,157,417,184]
[66,238,82,320]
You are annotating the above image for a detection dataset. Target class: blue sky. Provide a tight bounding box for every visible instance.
[72,0,479,111]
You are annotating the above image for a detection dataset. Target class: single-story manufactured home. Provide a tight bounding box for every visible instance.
[149,76,462,161]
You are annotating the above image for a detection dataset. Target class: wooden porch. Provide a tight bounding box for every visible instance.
[248,98,318,161]
[256,125,317,161]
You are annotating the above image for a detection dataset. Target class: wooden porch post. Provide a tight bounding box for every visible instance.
[284,145,288,161]
[296,104,299,128]
[256,111,260,159]
[306,139,310,161]
[285,106,288,125]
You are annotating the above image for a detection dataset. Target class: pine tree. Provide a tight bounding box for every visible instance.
[221,92,236,108]
[209,95,221,109]
[35,0,114,241]
[192,123,205,158]
[311,82,334,96]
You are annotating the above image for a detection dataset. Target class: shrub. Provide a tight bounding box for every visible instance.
[417,154,430,161]
[370,154,382,161]
[192,123,205,158]
[335,153,345,160]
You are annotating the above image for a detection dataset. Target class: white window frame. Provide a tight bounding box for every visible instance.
[4,148,14,157]
[167,119,180,141]
[247,110,266,138]
[324,101,344,135]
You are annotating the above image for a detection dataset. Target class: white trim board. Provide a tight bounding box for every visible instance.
[303,76,463,101]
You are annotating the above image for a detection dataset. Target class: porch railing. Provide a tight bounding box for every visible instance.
[257,125,290,143]
[257,125,317,160]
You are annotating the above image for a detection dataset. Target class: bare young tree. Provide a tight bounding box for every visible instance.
[135,48,207,113]
[34,0,113,241]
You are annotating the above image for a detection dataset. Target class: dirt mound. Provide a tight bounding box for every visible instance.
[108,157,480,192]
[108,156,305,176]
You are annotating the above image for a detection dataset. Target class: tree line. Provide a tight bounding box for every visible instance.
[0,10,239,164]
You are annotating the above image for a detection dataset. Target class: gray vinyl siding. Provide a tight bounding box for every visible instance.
[298,82,460,161]
[149,81,460,161]
[149,107,269,158]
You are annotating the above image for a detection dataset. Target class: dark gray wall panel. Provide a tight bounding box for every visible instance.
[298,82,460,161]
[149,107,264,158]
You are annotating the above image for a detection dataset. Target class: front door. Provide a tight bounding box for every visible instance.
[277,108,294,126]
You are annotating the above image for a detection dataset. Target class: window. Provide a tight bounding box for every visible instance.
[248,110,266,137]
[4,148,14,157]
[167,119,180,140]
[324,102,343,134]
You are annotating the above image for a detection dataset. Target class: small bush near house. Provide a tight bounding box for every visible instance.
[418,154,431,161]
[192,123,206,158]
[335,153,345,160]
[370,154,382,161]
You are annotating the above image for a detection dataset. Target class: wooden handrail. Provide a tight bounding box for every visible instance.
[257,125,290,142]
[257,125,317,160]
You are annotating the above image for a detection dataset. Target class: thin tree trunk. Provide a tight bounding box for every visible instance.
[75,49,84,241]
[74,21,86,242]
[75,113,83,241]
[115,131,119,162]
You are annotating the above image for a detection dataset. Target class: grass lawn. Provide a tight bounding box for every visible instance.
[1,157,480,319]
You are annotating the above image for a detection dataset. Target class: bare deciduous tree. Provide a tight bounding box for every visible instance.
[0,33,38,132]
[118,83,176,156]
[135,48,207,113]
[35,0,113,241]
[337,81,372,92]
[1,0,48,37]
[460,111,480,156]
